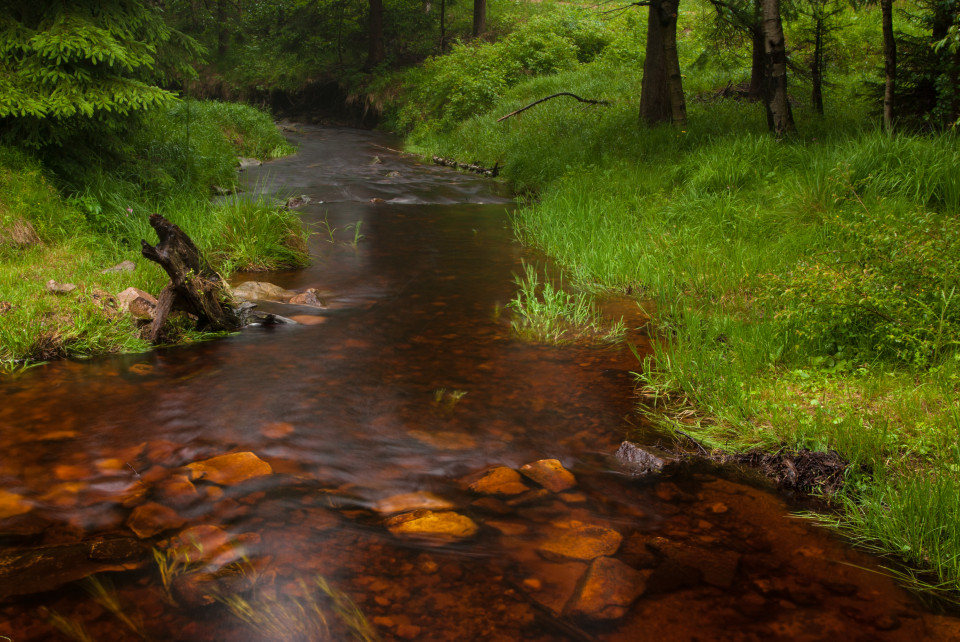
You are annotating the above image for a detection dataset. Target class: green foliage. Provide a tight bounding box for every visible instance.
[766,198,960,366]
[0,1,200,148]
[387,11,617,136]
[508,261,625,344]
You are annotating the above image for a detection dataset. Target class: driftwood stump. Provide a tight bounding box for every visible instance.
[141,213,238,342]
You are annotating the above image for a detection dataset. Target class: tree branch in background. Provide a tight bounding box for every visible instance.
[496,93,611,122]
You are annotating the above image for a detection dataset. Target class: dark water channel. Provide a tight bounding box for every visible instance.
[2,128,959,641]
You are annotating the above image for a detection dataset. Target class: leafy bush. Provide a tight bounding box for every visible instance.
[387,10,616,135]
[765,201,960,366]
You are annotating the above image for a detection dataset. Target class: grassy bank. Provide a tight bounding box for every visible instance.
[385,3,960,595]
[0,101,307,370]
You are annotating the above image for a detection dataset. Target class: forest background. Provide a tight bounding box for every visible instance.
[2,0,960,600]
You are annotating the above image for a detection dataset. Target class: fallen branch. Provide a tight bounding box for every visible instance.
[496,92,611,122]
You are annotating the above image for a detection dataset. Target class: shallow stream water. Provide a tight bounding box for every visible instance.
[1,127,959,641]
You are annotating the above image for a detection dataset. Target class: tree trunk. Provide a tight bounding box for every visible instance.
[472,0,486,38]
[367,0,385,68]
[761,0,794,135]
[216,0,227,58]
[749,27,765,101]
[439,0,447,52]
[881,0,895,132]
[811,12,824,115]
[640,0,687,127]
[140,214,238,343]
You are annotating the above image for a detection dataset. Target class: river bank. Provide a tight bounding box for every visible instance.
[0,102,308,371]
[382,8,960,597]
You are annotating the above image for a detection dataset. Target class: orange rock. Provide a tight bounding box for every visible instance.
[126,502,185,538]
[520,459,577,492]
[0,490,32,520]
[374,491,456,514]
[538,525,623,562]
[466,466,530,496]
[260,421,295,439]
[185,452,272,485]
[565,557,650,620]
[385,510,478,542]
[157,475,199,508]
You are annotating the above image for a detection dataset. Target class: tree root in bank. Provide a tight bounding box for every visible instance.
[723,448,850,495]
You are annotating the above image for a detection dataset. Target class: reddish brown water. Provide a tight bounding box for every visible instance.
[2,128,959,641]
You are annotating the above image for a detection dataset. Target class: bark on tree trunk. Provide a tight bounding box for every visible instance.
[812,13,824,115]
[367,0,385,68]
[216,0,227,58]
[640,0,687,127]
[761,0,795,135]
[473,0,486,38]
[749,27,765,101]
[439,0,447,52]
[140,214,238,343]
[881,0,895,132]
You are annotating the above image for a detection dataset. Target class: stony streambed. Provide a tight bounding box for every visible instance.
[2,127,959,641]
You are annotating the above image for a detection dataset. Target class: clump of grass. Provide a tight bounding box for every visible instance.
[216,575,379,642]
[508,261,625,344]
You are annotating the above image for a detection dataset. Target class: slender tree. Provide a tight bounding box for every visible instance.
[639,0,688,126]
[761,0,795,134]
[881,0,895,131]
[368,0,385,67]
[707,0,766,100]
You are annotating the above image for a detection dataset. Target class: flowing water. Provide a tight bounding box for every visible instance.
[1,127,959,641]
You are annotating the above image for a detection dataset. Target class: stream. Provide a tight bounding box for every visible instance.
[2,127,959,641]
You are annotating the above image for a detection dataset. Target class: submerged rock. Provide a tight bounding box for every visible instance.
[538,525,623,562]
[646,537,740,588]
[385,509,478,542]
[520,459,577,492]
[374,491,456,514]
[185,452,273,485]
[465,466,530,496]
[566,556,650,621]
[126,502,186,538]
[0,538,144,600]
[237,157,262,170]
[288,288,327,307]
[0,489,33,520]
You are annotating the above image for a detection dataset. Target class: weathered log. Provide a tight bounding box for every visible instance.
[141,213,238,342]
